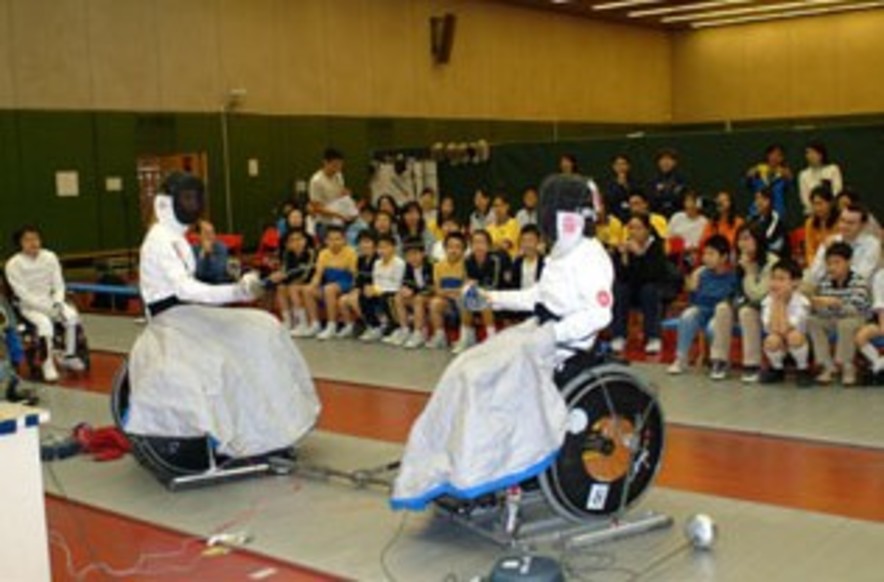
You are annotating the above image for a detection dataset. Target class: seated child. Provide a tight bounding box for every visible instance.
[806,242,870,386]
[387,236,434,348]
[427,232,468,350]
[346,202,375,247]
[856,269,884,385]
[303,225,358,340]
[453,230,512,354]
[667,235,737,375]
[357,234,406,342]
[336,230,378,339]
[486,195,521,257]
[431,217,463,263]
[748,187,787,256]
[510,225,545,290]
[269,228,317,336]
[760,260,813,387]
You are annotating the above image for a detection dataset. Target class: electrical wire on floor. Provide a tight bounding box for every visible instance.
[44,458,285,581]
[379,512,409,582]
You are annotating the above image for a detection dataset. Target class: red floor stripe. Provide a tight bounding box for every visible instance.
[46,495,341,582]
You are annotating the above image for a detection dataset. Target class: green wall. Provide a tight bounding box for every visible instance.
[0,108,880,256]
[0,109,647,255]
[438,119,884,229]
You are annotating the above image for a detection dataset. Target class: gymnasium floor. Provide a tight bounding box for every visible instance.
[39,314,884,581]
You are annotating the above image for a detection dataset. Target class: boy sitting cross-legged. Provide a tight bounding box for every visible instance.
[386,236,434,349]
[760,260,813,387]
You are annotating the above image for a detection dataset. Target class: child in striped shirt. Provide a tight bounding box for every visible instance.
[806,242,870,386]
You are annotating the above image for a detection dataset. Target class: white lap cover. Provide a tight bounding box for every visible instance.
[391,320,568,510]
[126,305,320,457]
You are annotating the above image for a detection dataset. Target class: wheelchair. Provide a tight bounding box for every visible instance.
[435,347,670,546]
[111,361,292,490]
[17,309,90,381]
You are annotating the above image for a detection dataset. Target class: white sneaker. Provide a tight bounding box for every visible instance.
[667,360,684,375]
[317,324,337,341]
[451,332,476,355]
[404,330,426,349]
[425,331,447,350]
[383,328,409,346]
[359,327,383,342]
[41,359,59,383]
[336,323,355,339]
[61,355,85,372]
[645,339,662,355]
[290,322,309,337]
[610,337,626,353]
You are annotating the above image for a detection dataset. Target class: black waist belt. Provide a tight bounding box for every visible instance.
[534,303,561,325]
[147,296,184,318]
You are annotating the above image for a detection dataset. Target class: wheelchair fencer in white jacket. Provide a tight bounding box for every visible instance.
[391,174,615,510]
[124,173,320,459]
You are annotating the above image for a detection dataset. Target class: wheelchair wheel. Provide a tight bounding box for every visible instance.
[539,363,665,523]
[111,361,213,486]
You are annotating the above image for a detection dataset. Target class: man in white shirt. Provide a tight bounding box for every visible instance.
[307,148,352,234]
[805,204,881,288]
[5,226,83,382]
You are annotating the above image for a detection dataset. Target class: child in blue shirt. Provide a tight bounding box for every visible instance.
[668,235,738,375]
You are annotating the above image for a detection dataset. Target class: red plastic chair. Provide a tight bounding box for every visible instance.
[789,228,807,267]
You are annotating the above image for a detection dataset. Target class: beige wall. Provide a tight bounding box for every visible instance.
[0,0,672,123]
[672,10,884,122]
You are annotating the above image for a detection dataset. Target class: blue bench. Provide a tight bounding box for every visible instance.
[66,283,141,298]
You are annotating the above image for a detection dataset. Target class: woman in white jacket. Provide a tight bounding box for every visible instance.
[799,142,843,215]
[125,173,320,459]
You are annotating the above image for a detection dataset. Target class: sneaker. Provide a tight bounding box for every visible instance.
[610,337,626,353]
[383,328,409,346]
[41,359,59,383]
[759,368,785,385]
[61,355,86,372]
[815,367,835,385]
[451,333,476,355]
[359,327,383,342]
[709,360,728,381]
[667,360,684,375]
[335,323,355,339]
[290,322,309,338]
[741,366,760,384]
[796,369,814,388]
[404,330,426,350]
[425,331,447,350]
[841,364,857,387]
[317,324,337,341]
[645,338,662,355]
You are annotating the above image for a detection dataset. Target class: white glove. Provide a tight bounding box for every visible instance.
[238,272,264,300]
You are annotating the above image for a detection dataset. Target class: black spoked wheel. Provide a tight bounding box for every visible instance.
[539,363,665,523]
